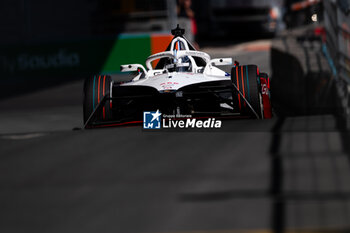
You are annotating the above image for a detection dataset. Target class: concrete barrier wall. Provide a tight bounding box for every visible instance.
[324,0,350,128]
[270,25,337,116]
[0,33,173,98]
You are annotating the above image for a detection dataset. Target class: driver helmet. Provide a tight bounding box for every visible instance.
[176,56,192,72]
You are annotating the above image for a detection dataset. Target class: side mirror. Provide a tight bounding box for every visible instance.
[120,64,147,73]
[210,58,232,66]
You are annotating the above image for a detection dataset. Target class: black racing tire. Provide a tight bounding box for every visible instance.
[231,65,263,118]
[83,75,113,124]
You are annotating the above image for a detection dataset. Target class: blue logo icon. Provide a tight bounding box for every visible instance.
[143,110,162,129]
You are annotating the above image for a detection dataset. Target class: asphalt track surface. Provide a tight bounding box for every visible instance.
[1,41,350,233]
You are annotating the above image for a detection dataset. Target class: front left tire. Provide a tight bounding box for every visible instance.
[83,75,112,124]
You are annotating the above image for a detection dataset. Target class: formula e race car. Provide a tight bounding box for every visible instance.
[83,25,272,128]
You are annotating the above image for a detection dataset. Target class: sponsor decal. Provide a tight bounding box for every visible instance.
[261,83,268,95]
[160,82,179,90]
[1,49,80,73]
[143,110,222,129]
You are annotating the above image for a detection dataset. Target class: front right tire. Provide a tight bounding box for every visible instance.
[231,65,263,118]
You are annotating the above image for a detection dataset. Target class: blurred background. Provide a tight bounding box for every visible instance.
[1,1,350,233]
[0,0,325,98]
[0,0,323,41]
